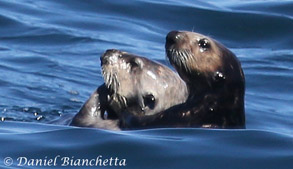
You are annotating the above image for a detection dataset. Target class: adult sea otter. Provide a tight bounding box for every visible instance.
[120,31,245,129]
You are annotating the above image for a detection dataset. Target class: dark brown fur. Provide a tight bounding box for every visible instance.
[120,31,245,129]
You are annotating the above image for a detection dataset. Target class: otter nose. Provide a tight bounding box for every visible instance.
[101,49,120,65]
[166,31,182,46]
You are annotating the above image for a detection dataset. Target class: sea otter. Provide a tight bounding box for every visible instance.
[120,31,246,129]
[70,49,188,129]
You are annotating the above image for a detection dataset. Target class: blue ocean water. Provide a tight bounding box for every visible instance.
[0,0,292,168]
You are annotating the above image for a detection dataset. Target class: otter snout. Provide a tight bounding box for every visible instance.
[165,31,185,49]
[101,49,121,65]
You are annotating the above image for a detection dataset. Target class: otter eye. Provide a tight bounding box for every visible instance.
[143,94,155,109]
[198,38,210,52]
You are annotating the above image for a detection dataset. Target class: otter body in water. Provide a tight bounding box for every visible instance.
[121,31,245,129]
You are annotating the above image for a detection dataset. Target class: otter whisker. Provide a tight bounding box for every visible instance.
[167,48,194,74]
[102,67,119,94]
[110,74,115,91]
[107,73,112,88]
[179,50,191,73]
[112,73,119,93]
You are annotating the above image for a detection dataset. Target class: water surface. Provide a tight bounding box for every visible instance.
[0,0,292,168]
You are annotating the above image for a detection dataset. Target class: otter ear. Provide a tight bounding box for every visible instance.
[132,58,144,69]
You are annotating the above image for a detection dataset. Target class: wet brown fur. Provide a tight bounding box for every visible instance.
[121,31,245,129]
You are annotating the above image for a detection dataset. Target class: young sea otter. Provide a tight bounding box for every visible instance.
[71,49,188,130]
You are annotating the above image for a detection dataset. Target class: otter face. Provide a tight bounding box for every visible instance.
[101,49,157,114]
[165,31,224,83]
[101,49,142,95]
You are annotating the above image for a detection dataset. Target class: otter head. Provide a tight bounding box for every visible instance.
[101,49,188,116]
[101,49,158,115]
[165,31,244,94]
